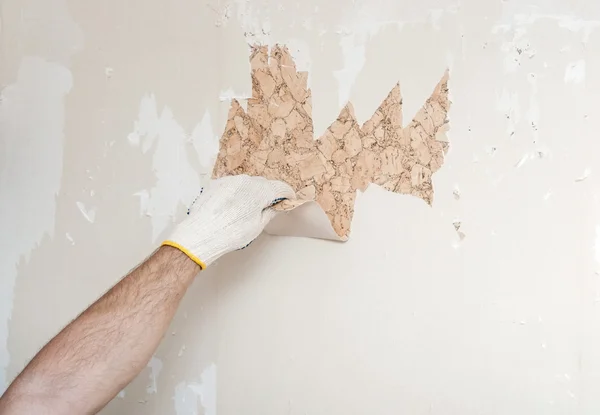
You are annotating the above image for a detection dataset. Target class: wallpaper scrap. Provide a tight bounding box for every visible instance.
[213,45,450,239]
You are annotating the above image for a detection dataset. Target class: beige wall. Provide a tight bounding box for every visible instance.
[3,0,600,413]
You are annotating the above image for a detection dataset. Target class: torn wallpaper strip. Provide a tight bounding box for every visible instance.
[213,45,450,241]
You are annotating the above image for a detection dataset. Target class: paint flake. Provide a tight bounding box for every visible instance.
[575,167,591,182]
[213,45,450,238]
[75,201,96,223]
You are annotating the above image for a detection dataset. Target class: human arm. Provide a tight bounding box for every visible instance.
[0,246,198,414]
[0,175,295,414]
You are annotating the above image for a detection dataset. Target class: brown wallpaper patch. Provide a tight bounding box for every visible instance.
[213,45,450,238]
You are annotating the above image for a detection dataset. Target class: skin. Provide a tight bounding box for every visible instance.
[0,245,199,415]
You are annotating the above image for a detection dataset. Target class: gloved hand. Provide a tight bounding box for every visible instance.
[162,175,295,269]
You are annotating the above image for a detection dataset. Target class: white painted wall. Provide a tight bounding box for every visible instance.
[2,0,600,413]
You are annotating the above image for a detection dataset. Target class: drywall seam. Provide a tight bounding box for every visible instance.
[0,57,73,391]
[127,95,219,241]
[213,45,450,239]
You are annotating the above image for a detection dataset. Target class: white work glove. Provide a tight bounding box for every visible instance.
[162,175,295,269]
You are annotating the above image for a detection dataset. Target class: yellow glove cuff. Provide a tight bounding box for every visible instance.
[161,240,207,270]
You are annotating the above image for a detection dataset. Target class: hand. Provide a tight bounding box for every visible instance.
[162,175,295,269]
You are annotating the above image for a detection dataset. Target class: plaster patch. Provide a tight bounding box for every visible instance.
[213,45,450,239]
[75,201,96,223]
[173,363,217,415]
[564,60,586,84]
[146,356,163,394]
[0,57,72,392]
[190,111,220,170]
[127,95,216,241]
[133,190,151,217]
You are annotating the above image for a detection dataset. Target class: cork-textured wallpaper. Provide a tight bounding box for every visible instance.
[214,45,450,238]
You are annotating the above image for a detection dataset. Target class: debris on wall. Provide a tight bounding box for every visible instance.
[213,45,450,238]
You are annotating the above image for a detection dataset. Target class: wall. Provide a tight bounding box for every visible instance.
[2,0,600,413]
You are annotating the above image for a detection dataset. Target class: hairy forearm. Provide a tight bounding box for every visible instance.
[0,246,199,414]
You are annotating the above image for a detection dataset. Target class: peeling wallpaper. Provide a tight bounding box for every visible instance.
[2,0,600,413]
[214,45,450,238]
